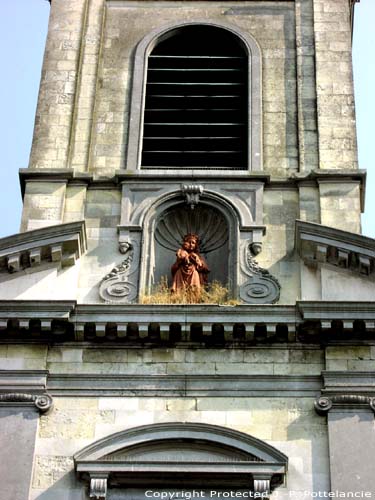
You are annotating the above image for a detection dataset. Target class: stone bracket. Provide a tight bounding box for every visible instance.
[181,184,204,209]
[0,392,53,413]
[240,243,280,304]
[90,477,108,500]
[314,395,375,416]
[99,241,137,303]
[253,477,271,496]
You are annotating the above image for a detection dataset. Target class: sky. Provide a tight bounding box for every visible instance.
[0,0,374,239]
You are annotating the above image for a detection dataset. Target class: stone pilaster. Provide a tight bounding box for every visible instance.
[28,0,88,170]
[313,0,358,170]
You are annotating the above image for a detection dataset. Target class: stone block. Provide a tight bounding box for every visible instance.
[274,363,323,375]
[165,399,197,411]
[151,349,185,362]
[325,346,371,360]
[99,398,139,411]
[82,348,128,363]
[6,345,47,359]
[32,456,75,489]
[243,349,289,363]
[215,363,275,375]
[289,349,324,364]
[326,359,349,371]
[167,363,215,375]
[185,349,244,363]
[347,360,375,371]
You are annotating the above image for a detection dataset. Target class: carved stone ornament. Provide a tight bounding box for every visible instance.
[240,243,281,304]
[90,477,108,500]
[253,478,271,495]
[181,184,204,210]
[314,395,375,415]
[0,392,53,413]
[99,242,137,303]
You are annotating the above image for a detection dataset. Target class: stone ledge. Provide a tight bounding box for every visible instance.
[0,221,86,273]
[1,301,375,344]
[321,370,375,396]
[48,373,321,397]
[0,370,48,392]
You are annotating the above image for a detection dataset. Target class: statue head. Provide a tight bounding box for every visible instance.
[182,233,200,252]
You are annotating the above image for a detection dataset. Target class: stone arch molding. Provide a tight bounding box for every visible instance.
[126,19,262,172]
[99,180,281,303]
[106,181,278,303]
[74,422,288,499]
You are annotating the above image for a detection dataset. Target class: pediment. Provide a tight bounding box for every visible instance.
[0,220,86,273]
[295,219,375,276]
[102,439,263,462]
[75,422,288,498]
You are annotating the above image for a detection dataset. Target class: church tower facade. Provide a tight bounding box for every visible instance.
[1,0,375,499]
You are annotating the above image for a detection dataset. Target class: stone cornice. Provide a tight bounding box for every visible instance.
[18,169,366,199]
[48,373,321,397]
[0,301,76,336]
[0,370,48,392]
[0,221,86,273]
[315,369,375,415]
[321,371,375,396]
[1,300,375,343]
[295,219,375,277]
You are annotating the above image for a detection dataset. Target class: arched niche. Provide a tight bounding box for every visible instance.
[153,203,229,288]
[74,422,288,499]
[139,190,240,296]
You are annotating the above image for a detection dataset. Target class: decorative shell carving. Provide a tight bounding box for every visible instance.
[155,204,228,254]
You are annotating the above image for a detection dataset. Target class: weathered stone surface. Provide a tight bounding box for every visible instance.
[0,408,39,500]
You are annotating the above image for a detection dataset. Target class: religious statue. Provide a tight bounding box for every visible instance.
[171,233,209,298]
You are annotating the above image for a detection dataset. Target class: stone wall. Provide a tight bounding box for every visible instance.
[30,395,328,500]
[0,345,325,500]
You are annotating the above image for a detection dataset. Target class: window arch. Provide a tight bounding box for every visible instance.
[142,25,248,169]
[126,21,262,172]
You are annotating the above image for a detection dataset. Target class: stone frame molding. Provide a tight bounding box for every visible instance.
[75,422,288,499]
[116,177,268,303]
[126,19,262,173]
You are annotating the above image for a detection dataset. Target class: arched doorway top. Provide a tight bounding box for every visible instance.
[75,421,287,463]
[75,422,288,498]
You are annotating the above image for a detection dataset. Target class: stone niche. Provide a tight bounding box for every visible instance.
[153,202,229,286]
[100,179,280,304]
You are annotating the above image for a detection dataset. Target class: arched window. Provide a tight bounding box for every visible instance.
[141,25,248,170]
[126,21,262,172]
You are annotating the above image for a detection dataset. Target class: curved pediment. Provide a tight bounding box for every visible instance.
[102,439,263,463]
[75,422,288,498]
[74,422,287,463]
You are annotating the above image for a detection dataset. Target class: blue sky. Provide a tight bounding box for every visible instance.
[0,0,374,238]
